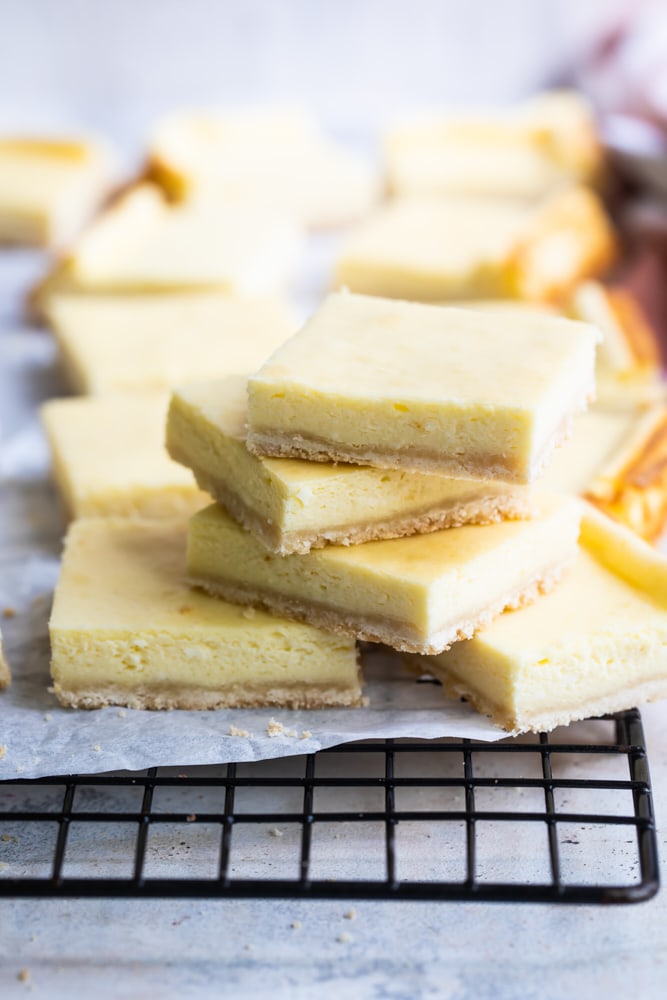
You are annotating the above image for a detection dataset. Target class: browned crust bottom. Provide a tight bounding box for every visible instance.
[179,453,536,555]
[189,562,569,655]
[408,659,667,735]
[51,679,364,711]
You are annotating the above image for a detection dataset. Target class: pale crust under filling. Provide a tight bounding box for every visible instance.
[412,663,667,735]
[180,453,536,555]
[51,678,364,711]
[247,406,580,484]
[190,561,569,655]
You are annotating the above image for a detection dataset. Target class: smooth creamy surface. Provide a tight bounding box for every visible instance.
[41,183,301,296]
[149,109,379,227]
[50,518,360,703]
[187,496,580,649]
[41,394,207,519]
[0,137,112,246]
[248,292,599,481]
[168,376,533,551]
[334,188,614,303]
[46,293,294,394]
[424,509,667,731]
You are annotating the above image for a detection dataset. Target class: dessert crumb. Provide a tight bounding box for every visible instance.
[267,718,298,738]
[186,813,197,823]
[290,920,301,930]
[336,932,353,944]
[43,713,52,722]
[343,908,356,921]
[229,724,251,738]
[17,968,30,984]
[92,744,102,752]
[2,834,16,843]
[3,607,16,618]
[269,828,284,838]
[301,730,312,740]
[118,709,127,718]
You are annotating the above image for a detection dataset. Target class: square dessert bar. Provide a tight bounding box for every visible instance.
[45,292,294,395]
[42,394,208,519]
[167,376,534,555]
[334,187,616,304]
[30,183,302,316]
[543,403,667,542]
[50,519,362,710]
[0,136,113,247]
[416,506,667,733]
[187,495,581,655]
[247,293,600,483]
[147,108,379,227]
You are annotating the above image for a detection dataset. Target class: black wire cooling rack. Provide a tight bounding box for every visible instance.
[0,708,659,903]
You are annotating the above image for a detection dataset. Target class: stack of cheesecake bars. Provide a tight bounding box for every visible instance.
[3,92,667,734]
[47,292,667,733]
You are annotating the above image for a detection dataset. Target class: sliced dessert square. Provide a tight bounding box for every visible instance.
[50,518,362,710]
[247,292,600,482]
[0,136,113,247]
[41,394,208,519]
[44,292,294,395]
[187,495,581,654]
[334,187,615,303]
[414,506,667,732]
[167,375,535,554]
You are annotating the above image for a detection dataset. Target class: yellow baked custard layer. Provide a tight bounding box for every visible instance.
[31,183,301,316]
[543,403,667,542]
[0,136,113,247]
[335,187,615,304]
[167,376,535,554]
[187,495,581,654]
[50,518,362,710]
[42,394,208,519]
[147,108,379,227]
[247,293,600,482]
[45,292,294,395]
[417,506,667,732]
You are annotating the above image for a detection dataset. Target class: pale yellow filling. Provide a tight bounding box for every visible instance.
[50,519,360,699]
[248,293,599,481]
[187,496,580,645]
[424,508,667,731]
[167,376,533,550]
[41,394,208,519]
[45,293,294,395]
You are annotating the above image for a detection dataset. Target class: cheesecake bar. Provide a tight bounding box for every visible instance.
[567,281,663,404]
[31,183,301,316]
[50,518,362,710]
[247,293,600,482]
[167,376,535,554]
[0,630,10,689]
[385,90,602,201]
[334,187,616,303]
[416,507,667,732]
[42,394,208,519]
[0,136,113,247]
[44,292,294,395]
[147,108,379,227]
[187,495,581,654]
[543,403,667,542]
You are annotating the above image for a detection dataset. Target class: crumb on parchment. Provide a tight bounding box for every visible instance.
[269,828,283,838]
[17,968,30,983]
[336,932,353,944]
[0,746,6,760]
[301,730,312,739]
[3,607,16,618]
[290,920,301,929]
[229,724,251,738]
[344,908,356,920]
[267,718,298,738]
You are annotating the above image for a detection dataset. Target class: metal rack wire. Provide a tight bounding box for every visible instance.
[0,708,659,903]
